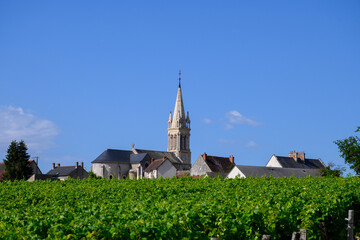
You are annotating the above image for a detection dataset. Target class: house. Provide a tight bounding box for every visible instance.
[190,153,235,178]
[0,160,42,181]
[266,151,325,169]
[144,157,177,179]
[45,162,88,181]
[91,145,189,179]
[227,165,321,179]
[91,149,140,179]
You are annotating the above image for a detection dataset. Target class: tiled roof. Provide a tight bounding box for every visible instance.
[46,166,77,176]
[275,156,325,169]
[235,165,321,178]
[205,156,234,173]
[144,159,166,172]
[92,149,132,163]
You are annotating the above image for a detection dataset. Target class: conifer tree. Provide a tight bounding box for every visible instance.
[3,140,33,181]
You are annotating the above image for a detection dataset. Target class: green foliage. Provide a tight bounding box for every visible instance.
[334,127,360,175]
[88,171,102,179]
[3,140,32,181]
[320,162,345,177]
[0,177,359,239]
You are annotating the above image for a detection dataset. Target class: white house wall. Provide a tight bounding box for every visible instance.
[158,160,177,178]
[266,155,282,168]
[92,163,130,179]
[227,167,245,179]
[190,156,211,176]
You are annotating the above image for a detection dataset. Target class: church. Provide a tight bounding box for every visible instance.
[91,72,191,179]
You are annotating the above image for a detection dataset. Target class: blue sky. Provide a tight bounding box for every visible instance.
[1,1,359,174]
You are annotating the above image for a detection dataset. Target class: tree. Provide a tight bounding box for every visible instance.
[319,162,345,177]
[3,140,33,181]
[334,127,360,175]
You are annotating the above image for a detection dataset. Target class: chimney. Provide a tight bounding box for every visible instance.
[298,152,305,161]
[57,163,60,167]
[52,163,55,169]
[289,151,303,162]
[202,152,207,160]
[151,158,155,163]
[81,162,84,168]
[229,155,234,164]
[76,162,79,168]
[163,156,166,160]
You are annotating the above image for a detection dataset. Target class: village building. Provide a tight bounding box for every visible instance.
[45,162,89,181]
[227,165,321,179]
[266,151,325,169]
[144,157,177,179]
[0,160,42,181]
[190,153,235,178]
[91,72,192,179]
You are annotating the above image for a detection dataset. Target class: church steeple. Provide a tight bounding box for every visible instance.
[168,71,191,169]
[171,75,186,128]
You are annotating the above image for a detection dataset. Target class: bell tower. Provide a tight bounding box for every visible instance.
[168,71,191,167]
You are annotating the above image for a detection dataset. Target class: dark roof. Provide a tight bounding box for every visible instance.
[135,149,181,164]
[235,165,321,178]
[275,156,325,169]
[92,149,132,163]
[204,156,235,173]
[130,153,148,163]
[46,166,77,176]
[144,159,166,172]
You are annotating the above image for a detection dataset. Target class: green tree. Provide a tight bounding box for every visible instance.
[3,140,33,181]
[334,127,360,175]
[319,162,345,177]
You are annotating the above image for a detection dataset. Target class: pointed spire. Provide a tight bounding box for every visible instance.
[172,71,186,128]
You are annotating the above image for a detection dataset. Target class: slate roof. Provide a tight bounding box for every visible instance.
[204,156,234,173]
[144,159,166,172]
[130,153,148,163]
[134,149,181,164]
[274,156,325,169]
[92,149,132,163]
[46,166,77,176]
[235,165,321,178]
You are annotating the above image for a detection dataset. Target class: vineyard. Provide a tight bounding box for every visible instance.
[0,177,359,239]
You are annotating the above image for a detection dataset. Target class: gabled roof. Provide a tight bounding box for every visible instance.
[144,159,166,172]
[92,149,132,163]
[134,149,181,164]
[46,166,77,176]
[235,165,321,178]
[274,156,325,169]
[204,155,234,173]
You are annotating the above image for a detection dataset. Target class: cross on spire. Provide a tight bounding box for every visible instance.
[179,70,181,87]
